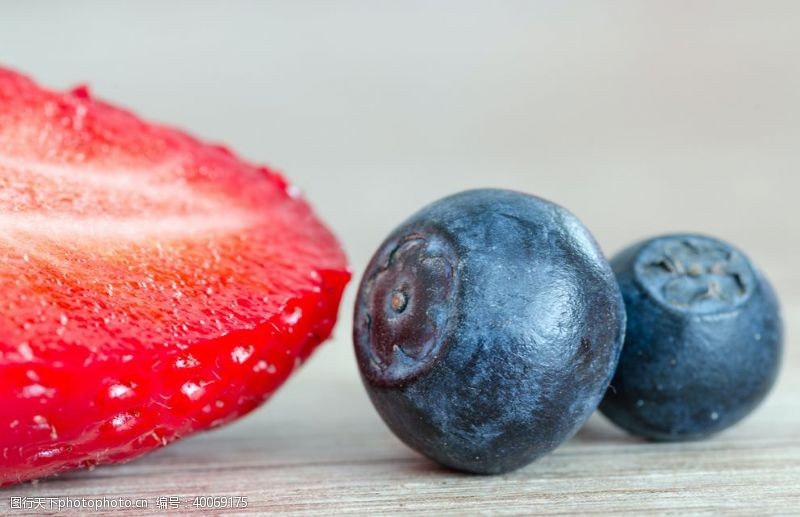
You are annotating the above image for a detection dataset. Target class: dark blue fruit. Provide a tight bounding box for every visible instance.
[600,234,783,441]
[353,189,626,474]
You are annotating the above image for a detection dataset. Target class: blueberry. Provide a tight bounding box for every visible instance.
[353,189,626,474]
[600,234,783,441]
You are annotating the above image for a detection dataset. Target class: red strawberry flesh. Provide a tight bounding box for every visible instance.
[0,68,350,485]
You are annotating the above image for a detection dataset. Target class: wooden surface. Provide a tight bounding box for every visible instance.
[3,2,800,515]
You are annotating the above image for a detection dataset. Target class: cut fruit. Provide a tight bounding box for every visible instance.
[0,67,350,485]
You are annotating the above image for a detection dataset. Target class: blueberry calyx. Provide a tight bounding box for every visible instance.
[354,232,459,387]
[634,236,755,315]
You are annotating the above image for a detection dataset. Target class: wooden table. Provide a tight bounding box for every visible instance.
[3,2,800,515]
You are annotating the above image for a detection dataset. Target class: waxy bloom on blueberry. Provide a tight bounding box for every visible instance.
[600,234,783,441]
[354,189,626,474]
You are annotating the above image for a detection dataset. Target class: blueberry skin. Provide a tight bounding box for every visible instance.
[354,189,626,474]
[600,234,783,441]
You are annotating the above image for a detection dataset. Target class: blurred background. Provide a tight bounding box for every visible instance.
[3,2,798,287]
[1,0,798,503]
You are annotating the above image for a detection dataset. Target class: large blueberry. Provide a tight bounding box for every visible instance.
[600,234,783,441]
[353,189,625,474]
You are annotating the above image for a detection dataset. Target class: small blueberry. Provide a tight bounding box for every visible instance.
[600,234,783,441]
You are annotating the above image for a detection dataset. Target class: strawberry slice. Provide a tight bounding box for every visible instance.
[0,67,350,485]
